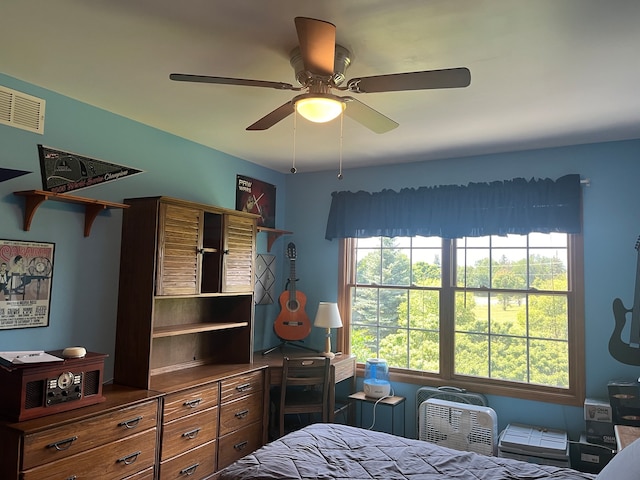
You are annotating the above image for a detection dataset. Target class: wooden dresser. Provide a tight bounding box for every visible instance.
[152,364,268,478]
[0,384,162,480]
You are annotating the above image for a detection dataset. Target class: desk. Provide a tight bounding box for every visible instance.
[254,349,356,422]
[349,391,406,436]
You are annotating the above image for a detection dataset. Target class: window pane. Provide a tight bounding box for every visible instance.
[529,249,568,291]
[490,293,526,336]
[456,248,490,288]
[379,288,407,328]
[528,294,568,340]
[456,291,488,334]
[379,326,408,368]
[491,248,527,290]
[362,238,411,286]
[529,339,569,387]
[352,287,378,325]
[351,324,378,363]
[409,330,439,373]
[490,336,528,382]
[455,332,489,377]
[408,290,439,330]
[356,248,381,284]
[412,248,441,287]
[382,247,410,285]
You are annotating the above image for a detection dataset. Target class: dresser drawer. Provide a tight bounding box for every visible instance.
[22,399,159,470]
[161,406,218,461]
[163,383,219,423]
[123,466,155,480]
[22,427,157,480]
[220,371,263,404]
[219,391,263,437]
[217,421,263,470]
[159,439,216,480]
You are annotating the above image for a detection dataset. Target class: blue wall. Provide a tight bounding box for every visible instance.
[2,72,640,441]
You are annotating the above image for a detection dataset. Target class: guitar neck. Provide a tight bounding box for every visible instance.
[288,258,297,297]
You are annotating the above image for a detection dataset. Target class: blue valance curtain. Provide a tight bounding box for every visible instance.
[325,174,582,240]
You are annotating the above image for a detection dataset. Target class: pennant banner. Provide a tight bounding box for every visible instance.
[38,145,144,194]
[0,168,30,183]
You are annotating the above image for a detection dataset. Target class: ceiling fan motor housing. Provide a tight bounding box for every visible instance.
[290,45,351,87]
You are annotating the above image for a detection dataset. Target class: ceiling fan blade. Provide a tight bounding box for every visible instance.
[246,101,295,131]
[294,17,336,77]
[346,67,471,93]
[170,73,298,91]
[342,97,399,134]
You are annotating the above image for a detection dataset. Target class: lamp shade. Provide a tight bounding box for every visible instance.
[314,302,343,329]
[295,96,345,123]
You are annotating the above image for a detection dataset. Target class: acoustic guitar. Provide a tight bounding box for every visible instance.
[274,242,312,341]
[609,236,640,365]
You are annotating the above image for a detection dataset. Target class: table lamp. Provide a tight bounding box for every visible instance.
[314,302,342,359]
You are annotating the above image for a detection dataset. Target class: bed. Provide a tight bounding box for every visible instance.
[218,423,607,480]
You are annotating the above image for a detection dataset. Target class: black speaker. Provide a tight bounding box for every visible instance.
[25,380,45,409]
[84,369,100,396]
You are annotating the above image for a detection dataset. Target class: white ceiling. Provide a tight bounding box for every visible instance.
[2,0,640,174]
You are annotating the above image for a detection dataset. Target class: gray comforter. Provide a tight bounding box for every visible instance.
[219,423,596,480]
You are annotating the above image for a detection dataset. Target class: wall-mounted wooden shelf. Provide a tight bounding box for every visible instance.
[14,189,129,237]
[257,226,292,252]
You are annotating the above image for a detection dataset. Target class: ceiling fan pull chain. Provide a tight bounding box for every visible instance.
[338,111,344,180]
[291,111,297,174]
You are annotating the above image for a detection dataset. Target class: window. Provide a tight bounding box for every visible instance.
[340,232,585,405]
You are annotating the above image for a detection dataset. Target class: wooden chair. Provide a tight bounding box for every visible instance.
[278,356,331,438]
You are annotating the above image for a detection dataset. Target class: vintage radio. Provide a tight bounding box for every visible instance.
[0,350,107,421]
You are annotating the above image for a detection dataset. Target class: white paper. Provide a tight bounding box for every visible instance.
[0,350,64,364]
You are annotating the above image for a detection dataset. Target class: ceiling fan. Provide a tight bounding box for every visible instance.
[170,17,470,134]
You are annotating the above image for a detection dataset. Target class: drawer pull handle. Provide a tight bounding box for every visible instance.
[182,427,201,439]
[183,398,202,408]
[47,436,78,451]
[118,415,142,429]
[180,463,200,476]
[236,383,252,392]
[235,409,249,419]
[234,440,249,451]
[65,476,77,480]
[117,451,141,465]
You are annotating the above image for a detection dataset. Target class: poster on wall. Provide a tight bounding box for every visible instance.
[38,144,144,194]
[235,175,276,228]
[0,239,55,330]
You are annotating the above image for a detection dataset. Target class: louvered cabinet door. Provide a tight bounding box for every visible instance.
[156,202,202,295]
[222,214,256,292]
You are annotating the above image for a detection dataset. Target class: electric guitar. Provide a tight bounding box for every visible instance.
[274,242,312,341]
[609,235,640,365]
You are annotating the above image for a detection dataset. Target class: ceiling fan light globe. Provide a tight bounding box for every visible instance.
[295,97,345,123]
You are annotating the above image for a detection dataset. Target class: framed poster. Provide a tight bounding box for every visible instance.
[0,239,55,330]
[236,175,276,228]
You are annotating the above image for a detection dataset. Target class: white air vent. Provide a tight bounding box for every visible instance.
[0,86,46,134]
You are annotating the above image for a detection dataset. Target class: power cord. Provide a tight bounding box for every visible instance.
[566,439,617,455]
[366,388,396,430]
